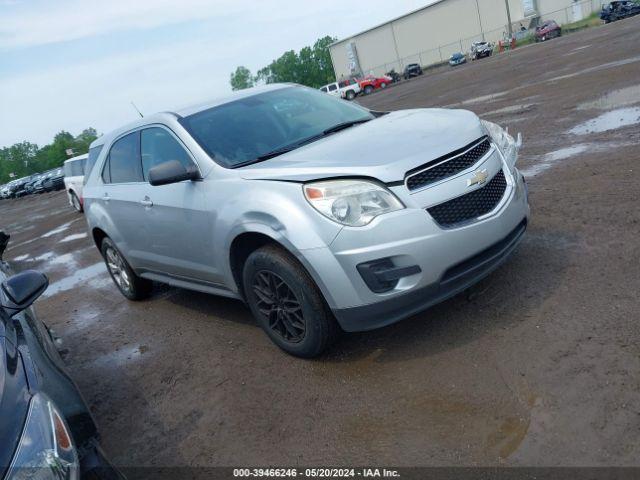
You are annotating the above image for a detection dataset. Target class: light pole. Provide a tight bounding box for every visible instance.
[504,0,513,38]
[474,0,485,41]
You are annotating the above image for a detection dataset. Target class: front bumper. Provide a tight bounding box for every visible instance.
[302,165,529,332]
[334,218,526,331]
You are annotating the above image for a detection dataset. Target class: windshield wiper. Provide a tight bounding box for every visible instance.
[234,118,373,168]
[322,118,371,135]
[254,145,300,161]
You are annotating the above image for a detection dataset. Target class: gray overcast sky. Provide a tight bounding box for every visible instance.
[0,0,437,148]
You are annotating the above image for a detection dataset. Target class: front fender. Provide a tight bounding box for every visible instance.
[216,180,343,303]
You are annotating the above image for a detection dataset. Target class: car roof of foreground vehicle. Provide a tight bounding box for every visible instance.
[90,83,293,150]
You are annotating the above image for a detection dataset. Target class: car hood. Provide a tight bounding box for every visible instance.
[238,109,485,183]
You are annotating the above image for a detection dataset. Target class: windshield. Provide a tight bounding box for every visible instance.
[180,86,374,168]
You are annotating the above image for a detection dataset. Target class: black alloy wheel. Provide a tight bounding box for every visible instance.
[252,270,305,343]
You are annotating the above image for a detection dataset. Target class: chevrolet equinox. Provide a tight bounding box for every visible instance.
[84,84,529,357]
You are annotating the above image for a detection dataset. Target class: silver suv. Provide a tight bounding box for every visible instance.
[84,84,529,357]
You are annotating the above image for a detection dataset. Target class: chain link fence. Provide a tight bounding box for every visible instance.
[360,0,604,78]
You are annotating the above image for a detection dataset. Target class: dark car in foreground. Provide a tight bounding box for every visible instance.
[534,20,562,41]
[403,63,423,79]
[601,1,640,22]
[0,232,123,480]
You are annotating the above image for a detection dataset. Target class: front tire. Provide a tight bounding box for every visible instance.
[364,85,373,95]
[243,245,338,358]
[70,192,83,213]
[101,237,152,300]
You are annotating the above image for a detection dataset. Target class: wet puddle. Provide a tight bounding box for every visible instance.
[548,56,640,83]
[42,262,108,298]
[520,145,589,177]
[85,344,149,369]
[34,251,55,262]
[60,233,88,243]
[483,104,535,117]
[577,85,640,110]
[443,92,508,108]
[520,141,634,177]
[569,107,640,135]
[41,221,73,238]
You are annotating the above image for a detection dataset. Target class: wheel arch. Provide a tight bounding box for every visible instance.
[92,227,109,250]
[226,226,337,308]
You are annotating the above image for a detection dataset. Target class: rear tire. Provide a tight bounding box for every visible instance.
[101,237,152,301]
[380,82,387,89]
[242,244,338,358]
[345,90,356,100]
[70,192,83,213]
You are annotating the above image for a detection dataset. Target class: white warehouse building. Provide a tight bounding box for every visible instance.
[329,0,604,79]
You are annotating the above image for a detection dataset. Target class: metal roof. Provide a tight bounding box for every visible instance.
[330,0,449,47]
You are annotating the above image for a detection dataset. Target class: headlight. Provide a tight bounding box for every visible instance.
[481,120,522,169]
[303,179,404,227]
[6,393,79,480]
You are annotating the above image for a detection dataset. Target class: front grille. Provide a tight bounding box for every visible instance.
[427,169,507,228]
[406,137,491,191]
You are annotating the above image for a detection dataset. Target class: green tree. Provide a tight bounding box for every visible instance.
[74,128,98,153]
[230,66,255,91]
[0,128,99,184]
[254,36,337,89]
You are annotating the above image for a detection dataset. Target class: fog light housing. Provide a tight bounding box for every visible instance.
[357,258,421,293]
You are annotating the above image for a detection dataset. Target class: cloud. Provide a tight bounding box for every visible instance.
[0,0,243,49]
[0,35,242,145]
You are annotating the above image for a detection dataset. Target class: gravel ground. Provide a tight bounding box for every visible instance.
[1,18,639,470]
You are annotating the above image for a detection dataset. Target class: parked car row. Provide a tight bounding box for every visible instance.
[319,63,426,100]
[0,153,88,214]
[0,167,65,200]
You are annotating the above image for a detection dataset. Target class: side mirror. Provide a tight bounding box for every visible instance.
[1,270,49,318]
[148,160,200,187]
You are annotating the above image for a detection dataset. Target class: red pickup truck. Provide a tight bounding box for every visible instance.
[358,75,393,94]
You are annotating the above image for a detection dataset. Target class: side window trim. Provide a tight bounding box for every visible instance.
[140,124,201,178]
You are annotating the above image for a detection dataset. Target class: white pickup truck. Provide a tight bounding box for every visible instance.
[319,79,361,100]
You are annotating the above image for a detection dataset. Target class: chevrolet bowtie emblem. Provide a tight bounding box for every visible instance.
[467,169,488,187]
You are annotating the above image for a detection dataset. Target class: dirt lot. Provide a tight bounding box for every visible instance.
[1,18,640,470]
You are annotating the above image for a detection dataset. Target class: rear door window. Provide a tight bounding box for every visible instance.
[102,132,143,184]
[140,127,195,181]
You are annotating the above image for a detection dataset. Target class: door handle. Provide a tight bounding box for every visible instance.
[102,193,110,202]
[140,197,153,207]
